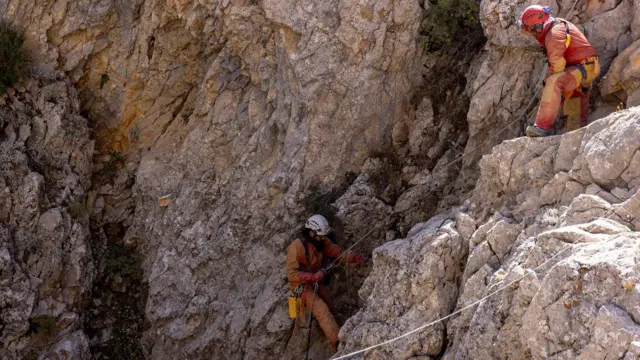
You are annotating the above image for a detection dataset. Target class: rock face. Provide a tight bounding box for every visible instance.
[461,0,640,175]
[337,108,640,359]
[2,0,423,182]
[2,0,640,358]
[600,38,640,107]
[0,78,94,358]
[338,212,470,359]
[2,0,427,358]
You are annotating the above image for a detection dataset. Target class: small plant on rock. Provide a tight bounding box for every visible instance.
[104,151,123,176]
[104,243,143,283]
[421,0,481,51]
[0,22,29,96]
[297,174,356,238]
[298,185,342,219]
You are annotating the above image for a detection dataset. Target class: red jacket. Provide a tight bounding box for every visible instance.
[536,18,597,76]
[285,238,345,290]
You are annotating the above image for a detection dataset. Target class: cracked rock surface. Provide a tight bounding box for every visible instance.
[2,0,640,358]
[338,108,640,359]
[0,78,94,359]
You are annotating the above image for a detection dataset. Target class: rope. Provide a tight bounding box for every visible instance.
[324,74,545,272]
[305,282,319,360]
[326,47,618,273]
[564,0,581,19]
[331,195,639,359]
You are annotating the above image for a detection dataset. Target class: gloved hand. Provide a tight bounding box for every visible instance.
[348,254,366,267]
[311,270,325,282]
[298,271,319,283]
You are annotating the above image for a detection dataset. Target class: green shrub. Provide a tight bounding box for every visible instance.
[298,185,342,219]
[100,74,109,89]
[104,244,143,283]
[0,22,28,96]
[421,0,481,51]
[297,174,356,236]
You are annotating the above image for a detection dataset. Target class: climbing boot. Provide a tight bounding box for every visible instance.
[525,125,551,137]
[330,339,340,353]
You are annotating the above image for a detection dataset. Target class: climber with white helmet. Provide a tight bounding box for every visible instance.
[518,5,600,137]
[285,214,365,351]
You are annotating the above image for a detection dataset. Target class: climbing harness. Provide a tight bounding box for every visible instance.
[331,194,640,360]
[305,282,318,360]
[549,16,599,87]
[553,19,572,49]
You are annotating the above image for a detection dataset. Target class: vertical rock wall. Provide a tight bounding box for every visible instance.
[0,78,94,359]
[2,0,426,358]
[2,0,639,358]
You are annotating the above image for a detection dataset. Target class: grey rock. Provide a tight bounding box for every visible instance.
[2,0,638,357]
[42,331,92,360]
[336,219,467,359]
[0,78,93,357]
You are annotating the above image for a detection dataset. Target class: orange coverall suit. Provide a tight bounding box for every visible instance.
[534,18,599,132]
[285,237,350,345]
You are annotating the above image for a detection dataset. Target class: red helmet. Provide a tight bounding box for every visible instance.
[519,5,551,32]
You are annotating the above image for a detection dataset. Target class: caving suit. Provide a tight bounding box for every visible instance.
[534,18,600,132]
[285,237,347,345]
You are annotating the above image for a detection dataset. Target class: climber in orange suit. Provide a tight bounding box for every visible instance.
[285,214,365,350]
[519,5,600,137]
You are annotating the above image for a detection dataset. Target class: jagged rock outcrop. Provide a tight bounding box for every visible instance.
[337,108,640,359]
[2,0,457,357]
[0,78,94,359]
[337,211,471,359]
[3,0,640,358]
[600,38,640,107]
[461,0,640,174]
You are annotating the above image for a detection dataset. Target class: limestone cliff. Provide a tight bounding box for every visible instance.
[337,107,640,360]
[1,0,639,359]
[0,78,94,358]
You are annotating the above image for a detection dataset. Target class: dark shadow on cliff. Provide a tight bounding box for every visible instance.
[84,221,149,359]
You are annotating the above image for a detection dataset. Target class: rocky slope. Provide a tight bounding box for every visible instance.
[460,0,640,173]
[0,78,94,358]
[1,0,640,358]
[336,106,640,360]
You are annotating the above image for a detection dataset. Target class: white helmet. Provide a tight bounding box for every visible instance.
[305,214,332,236]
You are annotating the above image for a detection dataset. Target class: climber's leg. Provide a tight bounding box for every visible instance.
[302,286,340,346]
[579,89,591,128]
[316,284,338,319]
[563,93,582,132]
[533,66,582,131]
[577,58,600,128]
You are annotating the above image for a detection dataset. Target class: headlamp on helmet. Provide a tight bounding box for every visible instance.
[519,5,552,32]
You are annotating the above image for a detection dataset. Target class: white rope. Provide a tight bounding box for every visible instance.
[331,195,638,360]
[564,0,581,19]
[328,9,623,357]
[331,245,570,359]
[325,80,545,271]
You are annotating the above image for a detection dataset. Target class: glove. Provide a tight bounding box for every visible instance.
[298,270,325,283]
[311,270,325,282]
[348,254,366,267]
